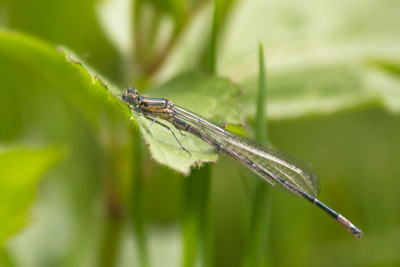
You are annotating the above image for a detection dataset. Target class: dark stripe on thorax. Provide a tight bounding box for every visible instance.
[141,98,168,107]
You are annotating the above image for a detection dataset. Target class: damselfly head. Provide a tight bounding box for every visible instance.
[121,87,140,106]
[126,87,138,95]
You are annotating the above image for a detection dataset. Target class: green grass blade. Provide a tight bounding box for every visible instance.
[255,43,268,144]
[242,43,271,267]
[208,0,220,74]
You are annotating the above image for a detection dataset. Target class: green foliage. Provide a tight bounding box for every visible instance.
[0,0,400,267]
[0,147,62,245]
[1,0,123,82]
[241,61,400,120]
[0,31,134,266]
[217,0,400,119]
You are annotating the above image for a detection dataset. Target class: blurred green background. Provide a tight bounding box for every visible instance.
[0,0,399,266]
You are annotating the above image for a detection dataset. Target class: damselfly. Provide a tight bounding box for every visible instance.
[121,87,363,238]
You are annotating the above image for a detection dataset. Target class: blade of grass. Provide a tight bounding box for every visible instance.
[242,43,271,267]
[207,0,220,74]
[255,44,268,143]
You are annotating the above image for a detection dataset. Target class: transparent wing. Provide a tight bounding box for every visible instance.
[173,105,321,198]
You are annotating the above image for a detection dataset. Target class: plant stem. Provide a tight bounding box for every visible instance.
[130,135,149,267]
[182,165,213,267]
[99,208,123,267]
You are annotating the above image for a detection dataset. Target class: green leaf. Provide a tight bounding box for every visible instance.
[1,0,122,82]
[228,0,400,118]
[0,147,62,245]
[132,71,243,175]
[0,246,15,267]
[0,30,131,139]
[219,0,400,76]
[241,63,400,120]
[0,31,135,266]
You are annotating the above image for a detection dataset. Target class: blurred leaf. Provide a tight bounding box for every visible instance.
[241,63,400,120]
[220,0,400,77]
[96,0,133,57]
[132,71,243,175]
[231,0,400,118]
[0,146,62,245]
[0,246,15,267]
[0,0,122,82]
[139,0,185,21]
[0,30,130,140]
[0,30,134,266]
[264,108,400,266]
[130,0,211,84]
[155,0,238,82]
[0,0,123,81]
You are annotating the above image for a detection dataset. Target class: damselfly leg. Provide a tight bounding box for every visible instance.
[144,115,192,156]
